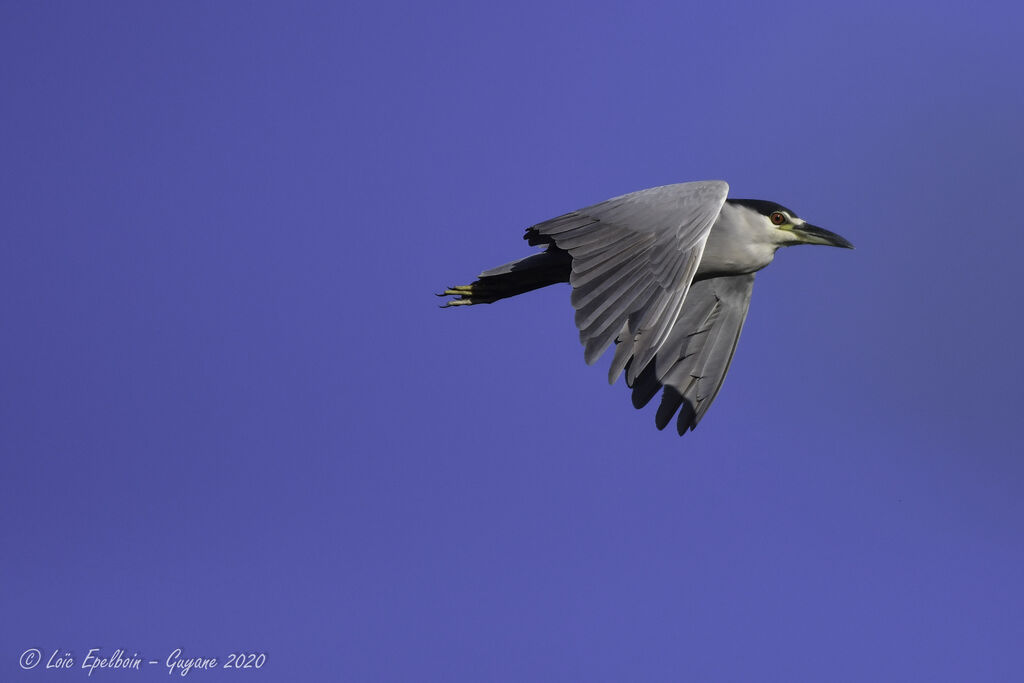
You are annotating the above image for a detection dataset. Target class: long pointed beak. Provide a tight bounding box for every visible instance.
[791,223,854,249]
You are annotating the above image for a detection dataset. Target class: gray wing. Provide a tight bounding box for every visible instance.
[620,273,755,435]
[531,181,729,383]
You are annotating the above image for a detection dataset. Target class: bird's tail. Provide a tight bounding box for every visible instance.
[439,249,571,306]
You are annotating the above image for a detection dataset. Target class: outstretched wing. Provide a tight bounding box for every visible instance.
[623,273,756,434]
[529,181,728,383]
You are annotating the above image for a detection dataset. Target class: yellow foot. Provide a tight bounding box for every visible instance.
[437,284,477,307]
[439,298,474,308]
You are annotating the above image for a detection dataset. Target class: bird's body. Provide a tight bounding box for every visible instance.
[440,181,852,436]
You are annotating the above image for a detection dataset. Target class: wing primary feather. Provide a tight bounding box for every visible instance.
[572,259,650,326]
[676,402,698,435]
[574,274,649,332]
[583,310,631,366]
[569,233,655,282]
[654,285,718,379]
[577,279,658,353]
[608,323,633,384]
[655,388,685,431]
[630,363,663,408]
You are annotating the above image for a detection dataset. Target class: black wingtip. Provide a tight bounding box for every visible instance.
[676,403,697,436]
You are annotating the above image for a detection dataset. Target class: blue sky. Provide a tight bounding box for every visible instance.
[3,2,1023,680]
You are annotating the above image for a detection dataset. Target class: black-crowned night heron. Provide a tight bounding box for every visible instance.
[440,181,853,436]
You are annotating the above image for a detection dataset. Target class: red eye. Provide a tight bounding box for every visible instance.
[770,212,786,225]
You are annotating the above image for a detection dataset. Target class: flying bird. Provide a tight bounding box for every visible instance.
[440,181,853,436]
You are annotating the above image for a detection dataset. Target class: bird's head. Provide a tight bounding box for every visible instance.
[727,199,854,250]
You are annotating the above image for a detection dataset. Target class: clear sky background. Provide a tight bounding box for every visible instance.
[3,2,1023,681]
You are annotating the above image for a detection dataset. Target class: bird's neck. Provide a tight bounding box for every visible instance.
[697,203,779,278]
